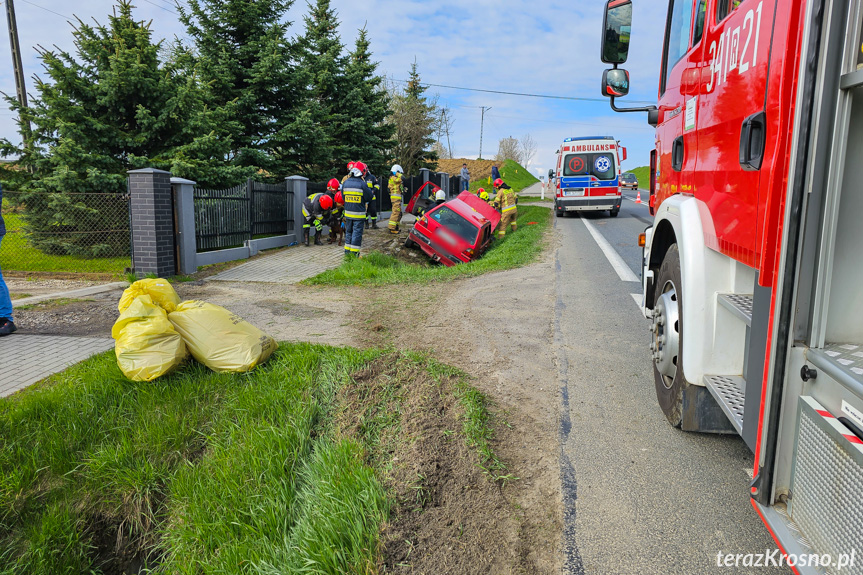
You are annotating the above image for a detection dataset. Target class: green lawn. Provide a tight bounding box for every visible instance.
[304,205,551,286]
[628,166,650,189]
[0,344,504,574]
[0,212,130,275]
[467,159,539,193]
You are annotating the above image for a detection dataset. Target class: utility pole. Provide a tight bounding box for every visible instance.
[478,106,492,160]
[5,0,32,144]
[443,109,452,159]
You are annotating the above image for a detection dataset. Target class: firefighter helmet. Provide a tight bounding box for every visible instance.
[327,178,340,190]
[353,161,367,174]
[319,194,333,210]
[477,187,485,195]
[493,178,504,188]
[479,191,489,201]
[435,190,446,202]
[334,191,344,205]
[391,164,403,175]
[347,161,355,172]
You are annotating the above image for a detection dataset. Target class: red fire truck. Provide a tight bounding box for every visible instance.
[600,0,863,570]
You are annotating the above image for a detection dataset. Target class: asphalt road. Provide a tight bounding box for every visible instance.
[553,189,787,574]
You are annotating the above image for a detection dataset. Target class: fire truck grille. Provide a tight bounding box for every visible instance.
[790,397,863,572]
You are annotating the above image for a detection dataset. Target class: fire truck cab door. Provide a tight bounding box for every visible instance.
[656,0,706,201]
[695,0,775,267]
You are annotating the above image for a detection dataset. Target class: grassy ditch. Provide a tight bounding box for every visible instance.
[0,345,506,574]
[304,205,551,287]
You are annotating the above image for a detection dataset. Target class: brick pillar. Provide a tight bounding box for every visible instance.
[129,168,175,277]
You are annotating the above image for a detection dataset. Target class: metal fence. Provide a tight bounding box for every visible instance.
[0,191,131,275]
[193,179,296,252]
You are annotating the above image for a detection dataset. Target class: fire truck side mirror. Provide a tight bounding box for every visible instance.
[602,69,630,98]
[548,169,554,178]
[601,0,633,65]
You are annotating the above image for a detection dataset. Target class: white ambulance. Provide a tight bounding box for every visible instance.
[549,136,626,217]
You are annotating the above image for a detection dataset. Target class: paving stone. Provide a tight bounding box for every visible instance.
[0,335,114,398]
[208,244,347,284]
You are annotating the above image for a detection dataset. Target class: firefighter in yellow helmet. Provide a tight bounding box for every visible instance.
[492,178,517,239]
[388,164,405,234]
[477,187,491,203]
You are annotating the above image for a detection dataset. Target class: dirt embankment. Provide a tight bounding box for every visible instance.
[437,158,501,181]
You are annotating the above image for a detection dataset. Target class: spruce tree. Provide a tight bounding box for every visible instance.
[291,0,347,180]
[389,61,438,176]
[1,2,234,256]
[178,0,299,174]
[341,27,394,177]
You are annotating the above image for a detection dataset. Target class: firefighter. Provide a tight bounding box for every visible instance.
[342,161,374,257]
[477,188,491,203]
[492,178,517,239]
[327,191,346,245]
[325,177,340,199]
[341,162,354,186]
[388,164,405,234]
[363,167,380,229]
[302,192,334,246]
[434,189,446,207]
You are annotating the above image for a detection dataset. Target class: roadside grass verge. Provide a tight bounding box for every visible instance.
[0,345,509,574]
[304,205,551,287]
[467,159,539,194]
[0,212,130,275]
[0,344,387,574]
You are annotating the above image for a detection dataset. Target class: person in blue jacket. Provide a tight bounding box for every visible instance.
[342,161,375,257]
[0,183,16,335]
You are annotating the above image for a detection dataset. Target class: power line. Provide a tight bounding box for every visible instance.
[140,0,179,16]
[16,0,72,19]
[390,77,655,106]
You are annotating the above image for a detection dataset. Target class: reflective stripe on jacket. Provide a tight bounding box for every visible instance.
[388,175,403,201]
[343,176,372,219]
[302,193,328,220]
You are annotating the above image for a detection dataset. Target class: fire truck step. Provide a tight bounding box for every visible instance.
[717,293,753,326]
[704,375,746,434]
[808,343,863,392]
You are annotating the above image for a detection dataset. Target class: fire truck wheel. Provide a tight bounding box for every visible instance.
[609,209,619,217]
[652,244,685,427]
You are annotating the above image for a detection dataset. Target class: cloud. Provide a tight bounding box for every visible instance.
[0,0,667,171]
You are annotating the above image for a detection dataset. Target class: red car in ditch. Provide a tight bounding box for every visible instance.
[405,189,501,266]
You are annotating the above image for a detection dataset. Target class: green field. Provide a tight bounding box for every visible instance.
[467,159,539,194]
[0,211,130,275]
[0,344,504,574]
[305,205,551,287]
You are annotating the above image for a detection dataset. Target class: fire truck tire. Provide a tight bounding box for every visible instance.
[652,244,686,428]
[609,209,619,217]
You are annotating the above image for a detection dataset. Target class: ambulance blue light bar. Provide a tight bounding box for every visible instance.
[563,136,616,142]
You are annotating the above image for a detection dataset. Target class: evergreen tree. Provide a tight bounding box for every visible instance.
[178,0,299,174]
[291,0,347,180]
[341,27,394,177]
[389,61,438,176]
[1,2,235,256]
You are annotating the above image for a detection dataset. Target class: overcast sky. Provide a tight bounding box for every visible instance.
[0,0,668,175]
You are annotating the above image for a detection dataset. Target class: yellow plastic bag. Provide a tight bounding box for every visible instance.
[118,278,181,314]
[112,295,188,381]
[168,301,277,373]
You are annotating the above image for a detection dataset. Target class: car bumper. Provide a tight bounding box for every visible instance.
[555,195,622,211]
[409,229,467,266]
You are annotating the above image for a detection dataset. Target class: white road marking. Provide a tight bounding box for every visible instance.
[580,218,640,283]
[631,293,642,307]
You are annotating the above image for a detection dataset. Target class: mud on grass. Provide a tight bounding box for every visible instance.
[336,352,547,574]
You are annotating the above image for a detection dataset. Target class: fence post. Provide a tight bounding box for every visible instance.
[171,177,197,276]
[286,176,308,245]
[128,168,175,277]
[438,172,450,198]
[246,178,254,241]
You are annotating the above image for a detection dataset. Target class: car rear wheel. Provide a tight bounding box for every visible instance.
[404,237,418,249]
[652,244,686,427]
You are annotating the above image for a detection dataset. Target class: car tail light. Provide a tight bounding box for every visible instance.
[464,248,475,257]
[419,215,427,225]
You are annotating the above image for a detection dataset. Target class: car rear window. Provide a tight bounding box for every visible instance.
[431,206,480,245]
